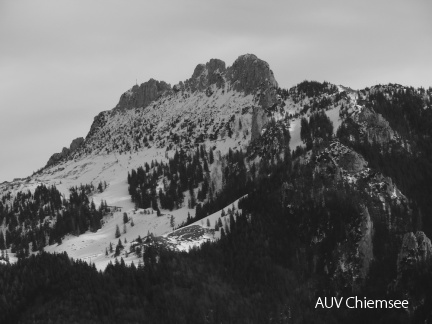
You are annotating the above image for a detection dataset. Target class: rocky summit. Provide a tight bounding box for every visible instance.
[46,137,84,166]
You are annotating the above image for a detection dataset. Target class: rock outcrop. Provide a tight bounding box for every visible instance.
[46,137,84,167]
[182,59,226,93]
[227,54,279,140]
[115,79,171,110]
[175,54,279,140]
[83,54,280,160]
[354,107,395,144]
[69,137,84,151]
[226,54,278,95]
[357,206,374,279]
[397,231,432,277]
[337,149,368,173]
[114,54,278,114]
[179,54,278,97]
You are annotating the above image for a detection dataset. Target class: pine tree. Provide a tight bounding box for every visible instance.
[123,212,129,224]
[170,215,175,228]
[220,227,226,239]
[218,218,223,227]
[115,224,121,238]
[189,186,196,209]
[206,218,210,227]
[209,149,214,164]
[130,218,135,227]
[0,231,5,250]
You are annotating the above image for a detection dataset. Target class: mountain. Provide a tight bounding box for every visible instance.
[0,53,281,267]
[1,54,432,323]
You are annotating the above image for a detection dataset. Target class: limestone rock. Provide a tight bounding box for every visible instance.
[226,54,278,95]
[357,206,374,279]
[397,231,432,276]
[415,231,432,261]
[184,58,226,92]
[337,150,367,173]
[178,54,279,140]
[224,54,279,140]
[355,107,395,144]
[46,153,64,167]
[46,137,85,167]
[115,79,171,110]
[69,137,84,151]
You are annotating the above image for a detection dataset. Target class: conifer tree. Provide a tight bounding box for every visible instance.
[220,227,226,239]
[115,225,121,238]
[218,218,223,227]
[0,231,5,250]
[209,149,214,164]
[189,186,196,209]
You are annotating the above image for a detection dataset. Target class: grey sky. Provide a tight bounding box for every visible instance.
[1,0,431,182]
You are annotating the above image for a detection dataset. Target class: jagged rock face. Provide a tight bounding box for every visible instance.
[45,54,280,169]
[357,206,374,279]
[250,85,280,141]
[183,59,226,93]
[46,137,85,166]
[416,232,432,261]
[115,79,171,110]
[226,54,278,94]
[355,107,395,144]
[337,150,367,173]
[397,231,432,276]
[69,137,84,151]
[233,55,280,141]
[46,152,64,167]
[180,54,278,97]
[87,111,108,139]
[321,142,368,173]
[179,54,279,140]
[251,106,268,141]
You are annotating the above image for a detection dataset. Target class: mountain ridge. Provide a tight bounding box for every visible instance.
[1,56,432,321]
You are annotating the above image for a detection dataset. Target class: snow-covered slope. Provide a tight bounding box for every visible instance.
[0,54,280,268]
[3,55,423,271]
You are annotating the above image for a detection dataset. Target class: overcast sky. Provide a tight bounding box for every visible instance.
[1,0,431,182]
